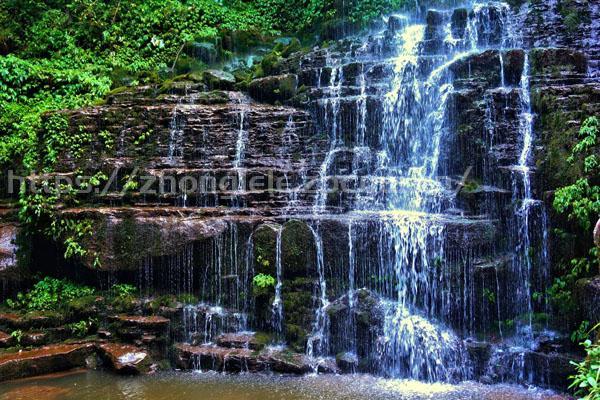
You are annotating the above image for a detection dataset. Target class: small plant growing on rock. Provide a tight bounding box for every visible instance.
[253,273,276,289]
[67,318,96,337]
[10,330,23,345]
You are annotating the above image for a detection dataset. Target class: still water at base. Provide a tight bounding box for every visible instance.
[0,370,565,400]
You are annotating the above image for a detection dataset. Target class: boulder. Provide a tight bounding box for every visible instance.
[216,332,262,350]
[465,340,492,377]
[21,331,48,347]
[336,352,358,373]
[449,50,501,88]
[0,343,95,381]
[97,343,151,375]
[203,69,236,90]
[387,15,408,33]
[451,8,468,37]
[248,74,298,104]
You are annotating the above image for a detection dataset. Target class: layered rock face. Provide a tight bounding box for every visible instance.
[6,0,598,390]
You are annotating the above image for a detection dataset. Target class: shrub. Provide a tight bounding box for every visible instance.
[6,277,95,312]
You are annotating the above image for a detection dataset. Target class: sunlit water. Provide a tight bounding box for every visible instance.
[0,370,564,400]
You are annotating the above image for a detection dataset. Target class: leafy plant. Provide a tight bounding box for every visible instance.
[569,323,600,399]
[67,318,96,337]
[113,284,137,298]
[483,288,496,304]
[10,329,23,345]
[7,277,95,311]
[573,321,592,343]
[549,116,600,312]
[253,273,276,289]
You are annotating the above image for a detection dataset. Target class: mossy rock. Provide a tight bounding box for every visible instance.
[183,41,218,64]
[202,69,236,90]
[281,220,315,279]
[66,295,102,319]
[174,54,206,75]
[529,48,587,76]
[252,224,280,276]
[260,53,283,76]
[284,323,308,353]
[248,74,298,104]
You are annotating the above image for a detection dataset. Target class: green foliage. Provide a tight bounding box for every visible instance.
[113,283,137,298]
[7,277,95,311]
[572,321,592,343]
[0,55,111,171]
[66,318,96,337]
[569,323,600,399]
[549,117,599,312]
[482,288,496,304]
[253,0,408,34]
[256,255,270,269]
[177,293,199,304]
[10,329,23,345]
[18,179,100,264]
[253,273,276,289]
[554,117,600,231]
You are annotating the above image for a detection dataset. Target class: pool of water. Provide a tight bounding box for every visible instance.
[0,370,566,400]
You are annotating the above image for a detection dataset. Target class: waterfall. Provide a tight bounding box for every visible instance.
[271,226,284,340]
[156,0,554,386]
[314,55,344,212]
[168,84,189,162]
[509,51,543,342]
[232,94,249,205]
[306,223,331,367]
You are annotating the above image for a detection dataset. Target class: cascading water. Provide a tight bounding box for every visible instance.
[300,0,550,383]
[232,94,249,206]
[271,225,284,340]
[155,0,553,385]
[306,223,331,369]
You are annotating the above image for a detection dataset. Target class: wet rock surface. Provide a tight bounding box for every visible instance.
[173,343,338,374]
[216,332,262,350]
[0,343,95,381]
[97,343,151,375]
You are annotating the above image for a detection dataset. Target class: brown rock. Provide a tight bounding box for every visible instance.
[0,331,15,347]
[216,332,262,350]
[174,343,263,372]
[248,74,298,104]
[114,315,170,330]
[0,343,95,381]
[21,332,48,347]
[97,343,150,375]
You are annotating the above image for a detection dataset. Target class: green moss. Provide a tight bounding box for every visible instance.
[66,295,100,318]
[531,88,582,188]
[260,53,282,76]
[252,225,278,276]
[281,220,315,279]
